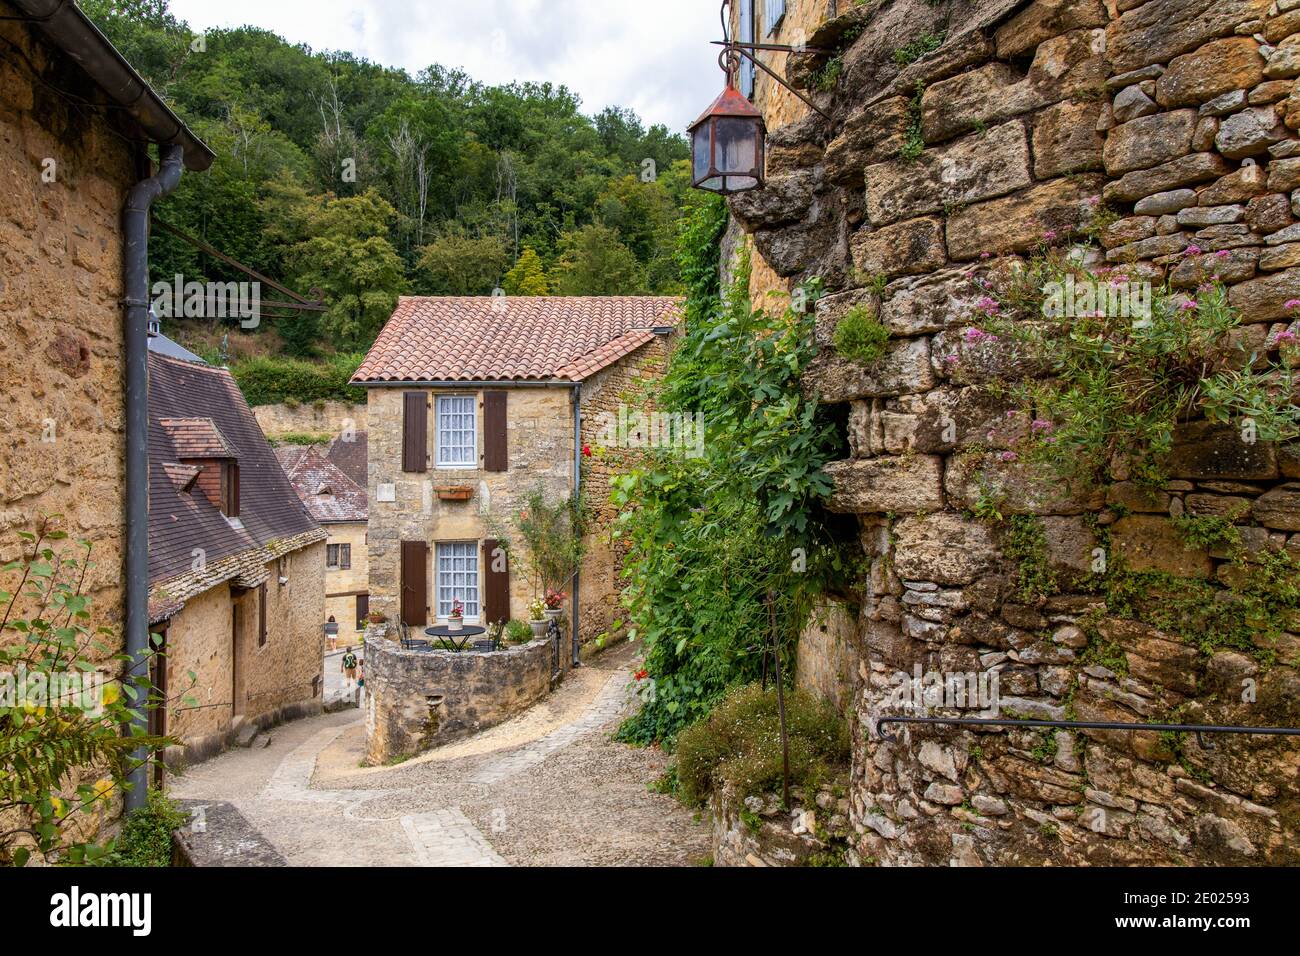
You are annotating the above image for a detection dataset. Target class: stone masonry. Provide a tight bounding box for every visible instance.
[729,0,1300,865]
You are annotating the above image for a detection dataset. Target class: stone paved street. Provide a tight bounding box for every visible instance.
[169,641,710,866]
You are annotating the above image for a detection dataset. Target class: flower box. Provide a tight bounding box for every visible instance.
[437,485,475,502]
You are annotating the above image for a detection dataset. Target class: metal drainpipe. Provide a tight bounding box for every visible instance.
[571,383,582,668]
[122,143,184,811]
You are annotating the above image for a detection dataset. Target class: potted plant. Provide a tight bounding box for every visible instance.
[528,598,548,637]
[448,599,464,632]
[367,610,387,625]
[544,589,566,620]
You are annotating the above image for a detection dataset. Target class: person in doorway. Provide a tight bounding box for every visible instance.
[325,615,340,651]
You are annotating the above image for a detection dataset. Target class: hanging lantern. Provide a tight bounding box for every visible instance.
[688,79,766,195]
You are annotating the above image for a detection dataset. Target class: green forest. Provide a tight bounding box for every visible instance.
[83,0,699,363]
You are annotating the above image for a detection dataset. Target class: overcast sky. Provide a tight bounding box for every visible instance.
[168,0,723,133]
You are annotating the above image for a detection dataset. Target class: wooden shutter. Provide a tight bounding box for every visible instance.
[340,544,351,570]
[482,539,510,625]
[400,540,428,626]
[224,461,241,517]
[765,0,785,36]
[356,593,369,629]
[483,391,508,472]
[402,392,428,472]
[258,583,267,646]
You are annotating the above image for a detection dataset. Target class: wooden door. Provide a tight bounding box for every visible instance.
[400,541,428,626]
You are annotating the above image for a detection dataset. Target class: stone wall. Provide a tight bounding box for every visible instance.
[253,400,367,440]
[163,542,325,765]
[711,781,854,866]
[578,335,673,643]
[362,623,554,763]
[729,0,1300,865]
[325,519,369,638]
[0,7,138,634]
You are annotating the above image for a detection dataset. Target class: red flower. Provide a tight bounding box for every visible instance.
[582,444,593,457]
[634,669,648,681]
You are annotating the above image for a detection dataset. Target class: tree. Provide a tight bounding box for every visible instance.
[287,190,406,349]
[551,225,644,295]
[417,232,509,296]
[503,248,550,296]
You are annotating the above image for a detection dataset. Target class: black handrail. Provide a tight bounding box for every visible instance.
[875,715,1300,750]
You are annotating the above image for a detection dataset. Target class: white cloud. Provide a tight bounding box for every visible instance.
[169,0,723,132]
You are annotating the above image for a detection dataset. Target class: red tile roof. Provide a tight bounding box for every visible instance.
[276,446,368,524]
[159,417,238,458]
[351,296,681,384]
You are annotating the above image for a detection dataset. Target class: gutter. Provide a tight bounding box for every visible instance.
[123,143,185,810]
[571,384,582,668]
[9,0,214,171]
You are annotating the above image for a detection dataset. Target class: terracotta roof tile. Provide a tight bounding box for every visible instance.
[277,446,368,524]
[351,296,681,384]
[159,417,238,458]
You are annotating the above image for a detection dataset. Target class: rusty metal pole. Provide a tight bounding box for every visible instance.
[767,591,791,808]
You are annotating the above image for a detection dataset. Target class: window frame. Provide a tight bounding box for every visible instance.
[435,394,478,469]
[326,543,351,570]
[434,541,481,622]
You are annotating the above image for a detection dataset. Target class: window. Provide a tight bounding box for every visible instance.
[327,543,352,570]
[436,395,477,467]
[765,0,786,36]
[257,583,267,647]
[739,0,756,98]
[436,542,480,620]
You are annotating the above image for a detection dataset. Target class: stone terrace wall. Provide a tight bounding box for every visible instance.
[363,624,554,764]
[731,0,1300,865]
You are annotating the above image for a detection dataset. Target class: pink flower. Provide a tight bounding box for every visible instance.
[1005,410,1017,419]
[1185,244,1203,256]
[1179,300,1198,311]
[980,251,992,260]
[1214,250,1231,259]
[964,327,997,344]
[1272,329,1298,347]
[1031,419,1054,432]
[943,353,959,364]
[1042,229,1058,242]
[1284,299,1300,310]
[976,296,1000,314]
[1000,451,1019,463]
[1086,195,1101,207]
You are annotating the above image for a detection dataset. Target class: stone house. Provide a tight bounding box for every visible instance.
[351,295,679,662]
[147,343,327,767]
[277,442,370,641]
[722,0,1300,865]
[0,0,211,634]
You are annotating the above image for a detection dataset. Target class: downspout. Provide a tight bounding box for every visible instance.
[571,383,582,668]
[123,143,184,811]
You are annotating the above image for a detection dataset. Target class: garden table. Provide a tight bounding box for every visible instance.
[424,624,487,651]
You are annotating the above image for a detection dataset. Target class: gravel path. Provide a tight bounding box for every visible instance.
[169,641,710,867]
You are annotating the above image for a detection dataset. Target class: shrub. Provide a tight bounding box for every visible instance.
[974,248,1300,489]
[833,305,891,364]
[674,683,849,808]
[268,432,331,446]
[229,352,367,407]
[105,789,188,867]
[504,619,533,643]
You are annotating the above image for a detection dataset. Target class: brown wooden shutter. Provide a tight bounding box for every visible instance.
[356,593,369,629]
[224,461,241,516]
[402,392,428,472]
[483,391,508,472]
[482,539,510,625]
[400,540,428,626]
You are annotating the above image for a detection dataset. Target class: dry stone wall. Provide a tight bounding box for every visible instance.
[731,0,1300,865]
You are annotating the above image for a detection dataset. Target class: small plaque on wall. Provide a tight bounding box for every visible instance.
[376,483,396,503]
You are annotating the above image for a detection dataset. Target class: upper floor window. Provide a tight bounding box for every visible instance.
[739,0,756,98]
[327,543,351,570]
[765,0,786,36]
[437,395,476,467]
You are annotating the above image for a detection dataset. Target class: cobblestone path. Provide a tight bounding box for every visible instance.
[169,641,710,866]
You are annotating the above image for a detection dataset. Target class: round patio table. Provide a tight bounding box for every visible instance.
[424,624,487,651]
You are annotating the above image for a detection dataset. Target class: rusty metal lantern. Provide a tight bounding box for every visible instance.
[688,79,766,195]
[689,40,766,195]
